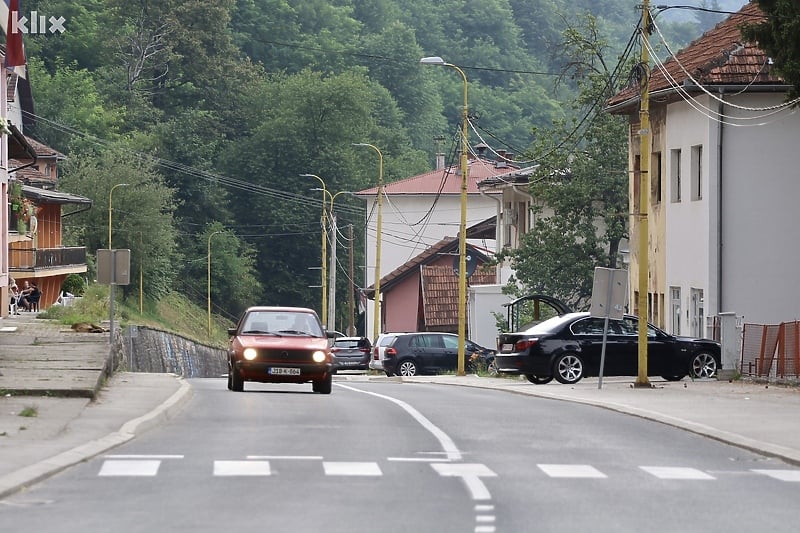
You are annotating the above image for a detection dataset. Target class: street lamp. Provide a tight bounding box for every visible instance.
[108,183,129,249]
[353,143,384,343]
[421,56,469,377]
[301,174,328,328]
[207,230,223,337]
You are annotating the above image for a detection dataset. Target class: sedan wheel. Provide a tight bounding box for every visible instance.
[525,374,554,384]
[229,366,244,392]
[690,352,718,379]
[553,353,584,384]
[398,359,418,377]
[313,374,333,394]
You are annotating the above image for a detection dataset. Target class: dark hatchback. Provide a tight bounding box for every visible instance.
[383,332,497,377]
[495,312,721,384]
[331,336,372,372]
[227,306,334,393]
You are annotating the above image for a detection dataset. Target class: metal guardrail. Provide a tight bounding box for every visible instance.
[8,246,87,270]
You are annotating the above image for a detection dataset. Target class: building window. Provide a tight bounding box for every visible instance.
[691,145,702,201]
[670,287,681,335]
[651,152,662,204]
[690,288,704,338]
[670,149,681,202]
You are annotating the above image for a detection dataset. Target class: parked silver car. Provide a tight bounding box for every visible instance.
[368,333,400,371]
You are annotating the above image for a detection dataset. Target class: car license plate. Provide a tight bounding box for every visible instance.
[269,367,300,376]
[501,343,513,352]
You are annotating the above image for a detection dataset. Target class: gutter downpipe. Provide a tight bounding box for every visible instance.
[717,90,725,315]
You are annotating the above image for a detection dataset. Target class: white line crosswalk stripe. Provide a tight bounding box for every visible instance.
[641,466,715,480]
[323,462,382,476]
[98,460,161,477]
[214,460,271,476]
[537,464,607,478]
[752,469,800,482]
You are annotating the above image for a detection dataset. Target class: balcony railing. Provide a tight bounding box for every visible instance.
[9,246,87,270]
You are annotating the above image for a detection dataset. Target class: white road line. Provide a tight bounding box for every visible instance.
[247,455,323,460]
[432,463,497,500]
[337,384,462,461]
[99,460,161,477]
[475,504,495,512]
[323,462,382,476]
[104,454,184,459]
[387,456,451,462]
[538,464,607,479]
[475,526,496,533]
[640,466,715,480]
[214,460,271,476]
[752,469,800,482]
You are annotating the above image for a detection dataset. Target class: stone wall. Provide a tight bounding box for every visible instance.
[120,325,228,378]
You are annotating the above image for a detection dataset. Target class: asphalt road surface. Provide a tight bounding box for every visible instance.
[1,378,798,533]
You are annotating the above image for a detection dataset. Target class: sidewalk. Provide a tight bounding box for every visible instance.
[1,312,799,500]
[0,313,192,498]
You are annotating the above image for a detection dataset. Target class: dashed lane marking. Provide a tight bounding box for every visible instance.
[98,460,161,477]
[538,464,607,479]
[640,466,715,480]
[751,469,800,482]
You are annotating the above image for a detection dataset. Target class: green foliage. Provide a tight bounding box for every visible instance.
[741,0,800,101]
[57,145,180,299]
[61,274,86,296]
[498,14,630,310]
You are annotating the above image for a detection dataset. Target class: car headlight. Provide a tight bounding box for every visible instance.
[312,350,327,363]
[243,348,258,361]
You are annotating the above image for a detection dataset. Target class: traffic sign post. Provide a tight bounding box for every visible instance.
[590,267,628,389]
[98,249,131,344]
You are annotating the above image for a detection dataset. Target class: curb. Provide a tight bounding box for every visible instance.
[0,376,193,499]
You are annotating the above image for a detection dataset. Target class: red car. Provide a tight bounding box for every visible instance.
[227,306,335,393]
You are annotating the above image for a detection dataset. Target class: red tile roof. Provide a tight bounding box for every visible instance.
[356,156,521,196]
[607,3,782,110]
[24,136,66,160]
[421,264,497,329]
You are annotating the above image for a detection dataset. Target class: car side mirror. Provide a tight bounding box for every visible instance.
[227,327,238,337]
[326,331,338,339]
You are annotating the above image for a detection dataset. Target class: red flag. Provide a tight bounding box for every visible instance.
[5,0,26,69]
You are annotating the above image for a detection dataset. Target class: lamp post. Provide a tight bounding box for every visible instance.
[108,182,129,341]
[353,143,384,343]
[108,183,129,249]
[207,230,223,337]
[301,174,328,328]
[421,56,469,377]
[314,188,354,332]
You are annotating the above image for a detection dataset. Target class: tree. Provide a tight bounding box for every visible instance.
[496,14,630,310]
[741,0,800,101]
[58,145,181,300]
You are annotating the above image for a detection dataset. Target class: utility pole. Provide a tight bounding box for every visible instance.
[348,224,355,336]
[635,0,652,388]
[328,210,337,332]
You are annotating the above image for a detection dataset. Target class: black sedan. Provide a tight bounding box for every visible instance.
[494,312,721,384]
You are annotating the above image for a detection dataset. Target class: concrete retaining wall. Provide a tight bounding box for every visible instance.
[121,325,227,378]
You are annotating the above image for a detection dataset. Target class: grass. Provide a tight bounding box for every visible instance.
[40,285,234,347]
[18,406,38,417]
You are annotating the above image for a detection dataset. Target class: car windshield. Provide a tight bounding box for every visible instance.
[522,313,582,334]
[334,339,362,349]
[241,311,324,337]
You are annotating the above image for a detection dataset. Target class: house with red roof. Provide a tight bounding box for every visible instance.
[355,148,538,344]
[606,2,799,332]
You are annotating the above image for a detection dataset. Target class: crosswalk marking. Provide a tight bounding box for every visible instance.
[214,460,271,476]
[752,469,800,482]
[99,460,161,477]
[640,466,715,480]
[538,464,607,478]
[323,462,382,476]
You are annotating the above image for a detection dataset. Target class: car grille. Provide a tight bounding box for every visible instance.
[249,349,315,363]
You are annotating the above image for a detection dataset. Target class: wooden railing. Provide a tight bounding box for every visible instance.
[8,246,87,270]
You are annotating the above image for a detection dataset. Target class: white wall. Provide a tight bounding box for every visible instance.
[665,92,800,327]
[361,192,499,339]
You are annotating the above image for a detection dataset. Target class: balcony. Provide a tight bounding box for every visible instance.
[9,246,88,274]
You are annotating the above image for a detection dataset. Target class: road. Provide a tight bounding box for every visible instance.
[1,378,799,533]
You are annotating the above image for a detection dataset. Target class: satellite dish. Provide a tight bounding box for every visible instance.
[453,252,478,278]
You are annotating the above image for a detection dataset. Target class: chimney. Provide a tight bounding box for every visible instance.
[435,153,445,170]
[475,143,488,158]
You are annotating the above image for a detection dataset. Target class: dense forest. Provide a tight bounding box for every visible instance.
[18,0,746,328]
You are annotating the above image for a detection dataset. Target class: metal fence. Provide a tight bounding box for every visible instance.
[741,321,800,379]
